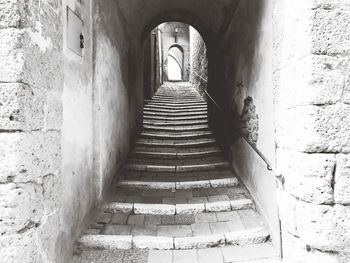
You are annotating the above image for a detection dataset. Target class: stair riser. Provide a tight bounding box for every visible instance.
[134,141,215,148]
[143,120,208,126]
[143,125,209,132]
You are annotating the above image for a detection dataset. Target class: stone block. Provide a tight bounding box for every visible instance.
[127,215,145,225]
[311,5,350,55]
[157,225,192,237]
[0,0,21,28]
[132,236,174,250]
[230,199,254,210]
[281,230,341,263]
[277,190,299,236]
[134,203,175,215]
[210,178,238,188]
[296,202,350,251]
[104,202,133,213]
[0,131,61,183]
[174,234,225,249]
[0,83,44,131]
[277,104,350,153]
[0,28,24,82]
[277,150,335,204]
[176,203,205,214]
[335,154,350,204]
[278,55,345,108]
[44,90,62,130]
[78,235,132,250]
[0,183,43,235]
[205,201,231,212]
[224,228,269,246]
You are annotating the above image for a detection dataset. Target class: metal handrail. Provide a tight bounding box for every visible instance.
[192,71,282,179]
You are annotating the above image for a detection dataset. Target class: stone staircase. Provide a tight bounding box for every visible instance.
[72,83,280,263]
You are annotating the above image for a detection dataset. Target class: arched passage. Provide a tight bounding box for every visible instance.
[168,45,184,81]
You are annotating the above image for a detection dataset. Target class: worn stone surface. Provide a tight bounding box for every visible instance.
[296,202,350,251]
[277,104,350,153]
[334,154,350,205]
[277,150,335,204]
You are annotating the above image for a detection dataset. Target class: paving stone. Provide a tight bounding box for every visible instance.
[103,225,132,235]
[162,215,175,225]
[100,249,124,263]
[208,195,230,202]
[216,211,241,222]
[144,215,162,225]
[189,197,208,204]
[197,247,224,263]
[195,213,217,223]
[131,225,157,236]
[237,209,265,229]
[127,215,145,225]
[210,222,233,235]
[191,223,212,236]
[94,212,112,224]
[123,250,149,263]
[84,228,102,235]
[173,249,199,263]
[111,213,129,224]
[147,250,173,263]
[133,236,174,250]
[175,214,195,225]
[157,225,193,237]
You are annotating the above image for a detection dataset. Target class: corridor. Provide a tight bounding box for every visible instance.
[71,83,279,262]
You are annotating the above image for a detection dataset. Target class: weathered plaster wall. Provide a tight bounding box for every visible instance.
[93,0,143,199]
[60,1,95,262]
[189,26,208,96]
[159,22,190,81]
[0,0,64,262]
[210,0,280,251]
[274,0,350,261]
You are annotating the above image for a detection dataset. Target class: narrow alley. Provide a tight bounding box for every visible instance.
[71,83,279,262]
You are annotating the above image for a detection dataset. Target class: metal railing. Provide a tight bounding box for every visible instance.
[192,71,282,179]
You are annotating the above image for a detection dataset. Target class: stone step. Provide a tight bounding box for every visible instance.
[140,130,213,139]
[125,161,230,172]
[78,227,269,250]
[134,138,216,148]
[117,178,239,190]
[145,100,207,106]
[143,107,207,114]
[144,104,207,110]
[143,124,209,132]
[143,115,207,121]
[103,199,254,215]
[143,111,208,117]
[143,119,208,126]
[132,148,221,159]
[120,170,234,182]
[72,243,280,263]
[151,98,205,103]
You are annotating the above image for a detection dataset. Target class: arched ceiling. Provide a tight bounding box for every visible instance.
[116,0,238,47]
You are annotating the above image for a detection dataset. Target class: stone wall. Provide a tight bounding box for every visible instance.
[189,26,208,96]
[0,0,64,262]
[274,0,350,261]
[0,0,144,262]
[210,0,280,252]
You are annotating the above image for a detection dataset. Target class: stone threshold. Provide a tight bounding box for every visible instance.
[78,227,269,250]
[117,178,239,190]
[103,199,254,215]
